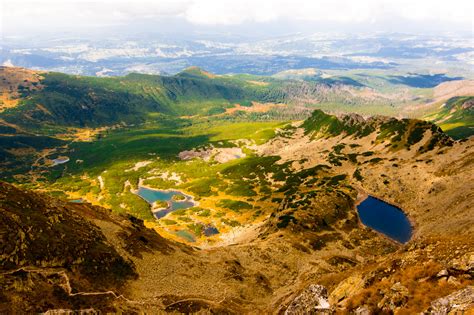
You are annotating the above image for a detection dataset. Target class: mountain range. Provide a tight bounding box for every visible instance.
[0,65,473,313]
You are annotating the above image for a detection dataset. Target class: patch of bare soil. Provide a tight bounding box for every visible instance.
[55,124,123,141]
[433,80,474,100]
[406,79,474,114]
[179,146,246,163]
[225,101,286,115]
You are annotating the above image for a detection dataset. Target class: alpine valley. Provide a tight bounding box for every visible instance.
[0,63,473,313]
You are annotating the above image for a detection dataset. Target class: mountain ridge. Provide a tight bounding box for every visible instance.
[0,66,473,313]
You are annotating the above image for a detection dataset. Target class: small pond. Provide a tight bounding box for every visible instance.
[203,225,219,236]
[52,157,70,166]
[69,199,84,203]
[174,225,219,242]
[357,196,412,244]
[136,186,197,219]
[175,230,196,242]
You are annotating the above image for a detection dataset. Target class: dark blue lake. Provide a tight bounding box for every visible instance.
[357,196,412,243]
[136,187,196,219]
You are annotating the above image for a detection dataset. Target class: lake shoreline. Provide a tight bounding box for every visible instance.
[354,188,413,244]
[131,180,199,219]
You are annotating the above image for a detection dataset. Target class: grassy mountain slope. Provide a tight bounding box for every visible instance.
[1,67,474,312]
[1,70,262,130]
[1,66,449,136]
[424,96,474,139]
[1,108,473,312]
[254,112,474,313]
[0,134,66,176]
[0,66,288,132]
[302,109,453,151]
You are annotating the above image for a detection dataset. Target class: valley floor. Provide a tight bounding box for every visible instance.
[1,110,473,313]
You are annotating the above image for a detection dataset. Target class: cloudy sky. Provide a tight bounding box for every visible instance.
[2,0,473,37]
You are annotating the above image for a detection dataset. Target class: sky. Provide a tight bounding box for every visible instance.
[1,0,473,38]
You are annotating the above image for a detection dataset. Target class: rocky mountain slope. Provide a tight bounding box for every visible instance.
[0,181,187,312]
[1,107,473,313]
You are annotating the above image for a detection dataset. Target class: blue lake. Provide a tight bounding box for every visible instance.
[69,199,84,203]
[136,187,196,219]
[52,157,70,166]
[357,196,412,244]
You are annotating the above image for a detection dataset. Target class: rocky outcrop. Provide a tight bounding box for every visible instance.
[461,98,474,110]
[377,282,410,312]
[449,253,474,277]
[285,284,331,315]
[424,286,474,314]
[0,182,137,285]
[0,181,176,312]
[329,275,365,306]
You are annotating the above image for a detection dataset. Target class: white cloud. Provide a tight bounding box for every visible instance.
[182,0,474,25]
[2,0,473,33]
[185,0,279,25]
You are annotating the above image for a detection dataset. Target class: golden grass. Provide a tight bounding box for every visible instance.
[225,102,285,115]
[440,122,466,131]
[346,261,472,314]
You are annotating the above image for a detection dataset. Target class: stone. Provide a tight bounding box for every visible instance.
[285,284,331,315]
[437,269,449,278]
[377,282,410,311]
[450,253,474,275]
[425,286,474,314]
[354,306,370,315]
[329,275,365,305]
[447,276,460,286]
[391,282,409,295]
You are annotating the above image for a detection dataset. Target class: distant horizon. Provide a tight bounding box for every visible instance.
[2,1,472,78]
[2,0,473,39]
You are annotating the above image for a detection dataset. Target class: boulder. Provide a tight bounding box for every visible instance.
[377,282,410,311]
[329,275,365,306]
[354,306,370,315]
[437,269,449,278]
[449,253,474,278]
[447,276,460,286]
[424,286,473,314]
[285,284,331,315]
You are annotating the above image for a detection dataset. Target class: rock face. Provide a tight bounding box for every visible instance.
[0,182,174,313]
[329,275,365,306]
[285,284,331,315]
[450,253,474,276]
[424,286,474,314]
[0,182,136,283]
[461,98,474,110]
[370,281,411,313]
